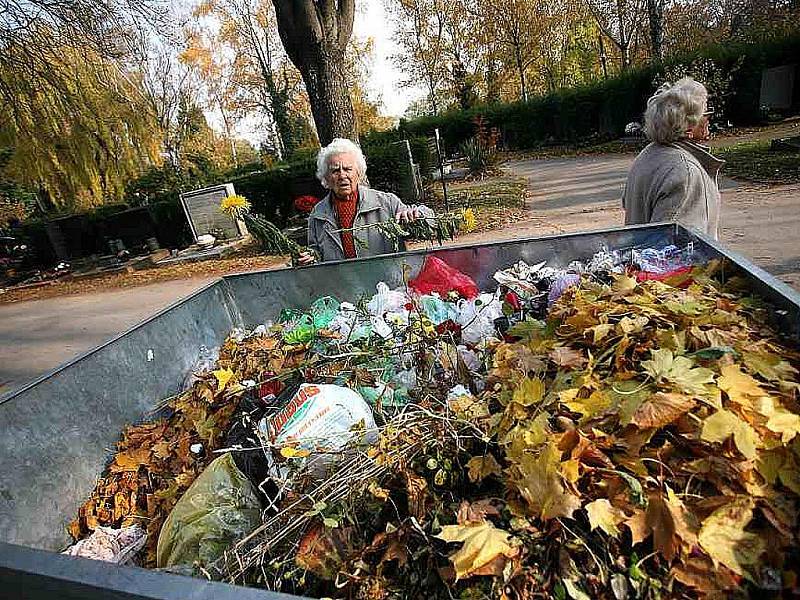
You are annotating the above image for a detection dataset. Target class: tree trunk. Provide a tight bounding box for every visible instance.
[647,0,664,62]
[514,45,528,102]
[297,46,357,146]
[271,0,357,146]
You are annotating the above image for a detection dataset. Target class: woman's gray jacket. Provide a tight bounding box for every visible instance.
[307,186,434,262]
[622,140,725,238]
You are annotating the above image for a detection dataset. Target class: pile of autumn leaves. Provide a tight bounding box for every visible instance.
[69,333,310,566]
[455,265,800,598]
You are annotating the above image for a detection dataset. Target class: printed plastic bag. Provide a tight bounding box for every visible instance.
[258,384,377,479]
[156,453,262,568]
[409,256,478,299]
[64,525,146,565]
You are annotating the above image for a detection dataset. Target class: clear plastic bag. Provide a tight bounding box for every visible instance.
[180,345,220,391]
[156,453,262,568]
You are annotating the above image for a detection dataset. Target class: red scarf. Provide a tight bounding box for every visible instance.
[333,186,358,259]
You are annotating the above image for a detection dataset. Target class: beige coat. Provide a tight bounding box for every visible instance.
[307,186,434,262]
[622,140,725,238]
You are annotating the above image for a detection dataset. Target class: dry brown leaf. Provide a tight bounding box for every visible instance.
[457,499,501,525]
[631,392,695,429]
[467,455,502,483]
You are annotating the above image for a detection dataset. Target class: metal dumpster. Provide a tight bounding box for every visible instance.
[1,222,798,599]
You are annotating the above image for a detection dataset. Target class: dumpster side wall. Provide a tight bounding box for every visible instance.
[0,281,239,551]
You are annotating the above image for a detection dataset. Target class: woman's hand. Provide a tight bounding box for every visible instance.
[396,207,423,223]
[297,251,317,265]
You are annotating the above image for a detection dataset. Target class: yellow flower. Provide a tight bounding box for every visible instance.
[461,207,477,233]
[220,194,251,217]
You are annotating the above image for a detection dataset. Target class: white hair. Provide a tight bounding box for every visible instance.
[315,138,367,189]
[644,77,708,144]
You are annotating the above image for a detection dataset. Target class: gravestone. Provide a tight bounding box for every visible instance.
[180,184,247,242]
[760,64,796,110]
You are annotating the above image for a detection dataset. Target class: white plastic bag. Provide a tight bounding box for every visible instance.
[367,282,409,319]
[458,293,503,345]
[63,525,146,565]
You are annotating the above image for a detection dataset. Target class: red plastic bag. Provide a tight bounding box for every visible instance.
[635,265,693,288]
[409,256,479,299]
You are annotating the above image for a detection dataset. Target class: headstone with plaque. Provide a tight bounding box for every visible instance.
[179,184,247,242]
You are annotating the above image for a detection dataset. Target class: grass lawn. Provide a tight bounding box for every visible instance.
[715,140,800,183]
[425,173,528,234]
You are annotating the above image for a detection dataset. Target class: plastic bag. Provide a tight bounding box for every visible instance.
[548,273,582,306]
[367,283,409,319]
[328,302,372,341]
[156,453,262,568]
[458,293,504,345]
[258,384,377,478]
[64,525,146,564]
[419,295,460,325]
[409,256,478,299]
[181,345,220,391]
[310,296,340,329]
[632,244,693,274]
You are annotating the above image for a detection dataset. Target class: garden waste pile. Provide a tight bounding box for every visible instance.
[69,246,800,599]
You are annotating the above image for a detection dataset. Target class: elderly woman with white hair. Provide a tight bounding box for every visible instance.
[297,138,434,264]
[622,77,725,238]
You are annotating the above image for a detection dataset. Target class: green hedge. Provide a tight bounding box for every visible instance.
[384,34,800,153]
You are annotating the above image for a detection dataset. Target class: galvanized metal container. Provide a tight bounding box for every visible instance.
[1,223,798,599]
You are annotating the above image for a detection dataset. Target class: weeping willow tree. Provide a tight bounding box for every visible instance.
[0,0,166,210]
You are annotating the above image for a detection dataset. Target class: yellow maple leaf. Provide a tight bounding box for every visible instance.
[701,409,760,459]
[435,521,518,580]
[466,455,502,483]
[717,364,768,407]
[765,407,800,443]
[698,496,765,580]
[585,499,625,537]
[743,350,798,383]
[515,443,581,520]
[513,377,545,406]
[642,349,714,395]
[213,368,236,391]
[563,389,611,420]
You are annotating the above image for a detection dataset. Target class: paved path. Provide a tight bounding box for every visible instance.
[0,277,214,397]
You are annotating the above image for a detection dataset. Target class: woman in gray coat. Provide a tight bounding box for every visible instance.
[622,77,725,238]
[298,138,434,264]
